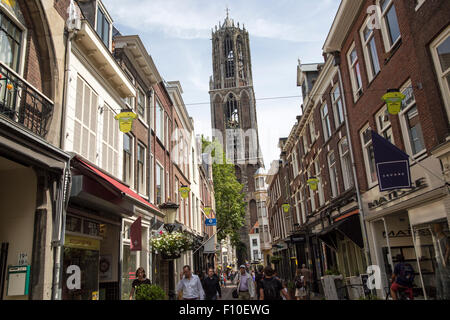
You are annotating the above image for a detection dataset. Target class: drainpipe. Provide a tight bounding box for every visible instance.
[334,52,373,269]
[60,29,77,150]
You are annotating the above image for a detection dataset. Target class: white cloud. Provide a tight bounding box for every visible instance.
[101,0,339,168]
[103,0,335,42]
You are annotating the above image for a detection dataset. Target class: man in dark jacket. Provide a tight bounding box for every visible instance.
[202,268,222,300]
[255,265,264,300]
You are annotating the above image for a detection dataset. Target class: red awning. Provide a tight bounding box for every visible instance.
[76,157,162,215]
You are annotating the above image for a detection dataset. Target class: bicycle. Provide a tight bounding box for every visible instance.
[385,285,414,300]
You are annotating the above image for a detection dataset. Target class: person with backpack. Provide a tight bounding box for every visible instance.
[294,268,306,300]
[259,266,290,300]
[255,265,264,300]
[390,254,415,300]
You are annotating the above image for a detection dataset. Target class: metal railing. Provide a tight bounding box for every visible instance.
[0,61,54,138]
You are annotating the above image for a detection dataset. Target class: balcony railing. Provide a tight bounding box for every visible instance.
[0,62,53,138]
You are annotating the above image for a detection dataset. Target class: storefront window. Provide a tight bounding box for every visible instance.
[121,244,137,300]
[412,220,450,300]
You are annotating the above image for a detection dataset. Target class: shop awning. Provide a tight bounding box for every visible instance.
[319,213,364,249]
[73,156,162,216]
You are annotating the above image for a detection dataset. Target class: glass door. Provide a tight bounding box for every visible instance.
[62,247,99,300]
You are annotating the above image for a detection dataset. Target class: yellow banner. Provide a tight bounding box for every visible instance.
[65,235,100,251]
[2,0,16,8]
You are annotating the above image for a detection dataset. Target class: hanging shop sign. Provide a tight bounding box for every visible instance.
[307,177,319,191]
[382,89,405,115]
[179,186,191,199]
[282,203,290,213]
[368,177,426,209]
[204,207,212,216]
[114,112,137,133]
[64,235,100,251]
[205,218,217,227]
[371,130,412,192]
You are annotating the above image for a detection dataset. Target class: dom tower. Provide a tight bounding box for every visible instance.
[209,12,264,265]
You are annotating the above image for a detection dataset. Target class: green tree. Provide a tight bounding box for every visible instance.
[202,137,246,246]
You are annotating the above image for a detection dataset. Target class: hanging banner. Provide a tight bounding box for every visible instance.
[205,218,217,226]
[114,112,137,133]
[371,130,412,192]
[130,217,142,251]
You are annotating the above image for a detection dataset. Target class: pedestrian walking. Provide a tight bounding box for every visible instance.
[300,264,312,299]
[259,266,289,300]
[233,265,256,300]
[294,268,307,300]
[176,265,205,300]
[255,265,264,300]
[129,267,151,300]
[202,268,222,300]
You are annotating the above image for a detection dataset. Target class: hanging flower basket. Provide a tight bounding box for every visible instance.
[150,231,193,260]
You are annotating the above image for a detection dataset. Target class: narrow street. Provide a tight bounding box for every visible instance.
[218,284,237,301]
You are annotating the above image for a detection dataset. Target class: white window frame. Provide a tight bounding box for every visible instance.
[150,153,154,203]
[308,167,316,212]
[314,158,325,206]
[360,17,381,83]
[399,80,427,159]
[331,84,345,129]
[347,43,363,101]
[309,120,316,144]
[339,137,354,191]
[321,103,332,141]
[360,124,378,188]
[375,106,394,144]
[328,151,339,199]
[292,150,299,177]
[415,0,426,11]
[123,133,134,187]
[155,99,164,143]
[136,87,146,122]
[156,161,165,205]
[0,6,28,76]
[430,26,450,123]
[95,1,112,51]
[137,142,147,196]
[377,0,402,52]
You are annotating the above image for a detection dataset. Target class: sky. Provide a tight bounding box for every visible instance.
[102,0,340,169]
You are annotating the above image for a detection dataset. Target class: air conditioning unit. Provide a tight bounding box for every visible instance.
[67,18,81,31]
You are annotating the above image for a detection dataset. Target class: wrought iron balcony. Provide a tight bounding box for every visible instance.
[0,62,53,138]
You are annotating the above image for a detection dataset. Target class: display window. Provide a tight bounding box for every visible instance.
[412,219,450,300]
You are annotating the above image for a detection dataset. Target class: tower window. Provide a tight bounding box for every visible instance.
[225,94,239,128]
[224,35,235,78]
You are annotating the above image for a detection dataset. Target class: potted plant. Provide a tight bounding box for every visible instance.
[135,284,167,300]
[150,231,193,260]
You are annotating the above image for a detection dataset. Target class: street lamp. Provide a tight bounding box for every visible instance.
[159,201,180,300]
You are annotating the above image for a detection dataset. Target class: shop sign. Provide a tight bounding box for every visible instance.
[382,228,431,239]
[368,178,427,209]
[65,235,100,251]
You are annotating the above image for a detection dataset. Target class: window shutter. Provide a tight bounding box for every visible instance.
[83,83,91,127]
[90,93,98,131]
[73,122,81,153]
[75,77,83,120]
[82,127,89,157]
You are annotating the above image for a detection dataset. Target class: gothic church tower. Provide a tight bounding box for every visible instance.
[209,12,264,264]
